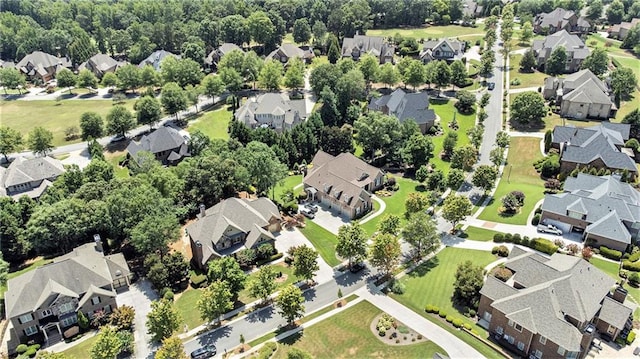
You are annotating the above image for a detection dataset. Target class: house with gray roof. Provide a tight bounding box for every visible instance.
[551,123,637,180]
[419,39,466,63]
[462,0,483,18]
[15,51,72,83]
[205,43,243,69]
[543,69,616,120]
[478,250,634,359]
[540,173,640,252]
[303,150,385,219]
[0,156,65,200]
[368,89,437,134]
[126,126,190,166]
[532,30,590,73]
[78,54,126,78]
[138,50,180,71]
[234,93,307,132]
[4,240,131,354]
[608,18,640,40]
[533,8,592,35]
[341,35,395,64]
[265,44,314,64]
[187,198,282,269]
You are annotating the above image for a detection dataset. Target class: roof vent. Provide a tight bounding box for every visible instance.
[115,270,122,277]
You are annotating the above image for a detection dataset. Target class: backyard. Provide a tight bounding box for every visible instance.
[478,137,545,225]
[299,221,341,267]
[508,54,549,89]
[272,175,303,203]
[429,99,476,175]
[186,104,233,140]
[271,300,446,359]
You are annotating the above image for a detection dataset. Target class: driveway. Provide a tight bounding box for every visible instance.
[116,279,159,359]
[273,228,336,283]
[308,204,350,235]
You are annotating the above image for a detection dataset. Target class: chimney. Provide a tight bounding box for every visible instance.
[93,234,103,253]
[612,286,628,303]
[193,240,204,267]
[198,204,206,218]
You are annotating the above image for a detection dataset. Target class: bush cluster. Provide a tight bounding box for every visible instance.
[257,342,278,359]
[452,318,464,328]
[628,331,636,345]
[600,246,622,261]
[425,304,440,313]
[623,260,640,272]
[190,274,207,288]
[493,267,513,282]
[491,245,509,257]
[492,233,559,255]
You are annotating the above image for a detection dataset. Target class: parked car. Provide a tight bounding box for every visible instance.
[487,82,495,90]
[537,224,563,235]
[300,208,315,219]
[109,134,127,143]
[304,203,318,213]
[191,345,217,359]
[350,262,366,273]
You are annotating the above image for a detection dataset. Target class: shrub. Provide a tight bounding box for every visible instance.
[628,251,640,263]
[438,310,447,318]
[25,347,37,357]
[258,342,278,359]
[16,344,28,354]
[491,245,509,257]
[521,236,531,247]
[425,305,439,313]
[600,246,623,260]
[378,329,386,336]
[512,234,521,244]
[493,267,513,281]
[163,289,174,301]
[190,274,207,288]
[463,323,473,330]
[63,325,80,339]
[390,280,406,294]
[446,315,454,323]
[532,238,559,255]
[452,318,463,328]
[493,233,504,243]
[554,239,565,249]
[566,244,580,256]
[468,309,476,317]
[628,331,637,344]
[630,272,640,287]
[510,78,521,86]
[504,233,513,243]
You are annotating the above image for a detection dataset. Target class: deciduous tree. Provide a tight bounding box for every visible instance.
[447,168,465,190]
[276,284,305,326]
[378,63,400,88]
[581,48,609,76]
[90,326,123,359]
[28,126,54,156]
[135,96,162,128]
[545,47,567,75]
[510,91,546,124]
[292,244,319,283]
[201,75,225,99]
[79,112,104,141]
[146,299,181,342]
[77,69,98,89]
[401,133,434,169]
[292,18,312,44]
[160,82,188,119]
[129,214,179,255]
[368,232,401,277]
[472,165,498,194]
[402,212,440,259]
[0,126,23,161]
[56,69,76,94]
[520,21,534,43]
[453,260,484,307]
[248,265,278,303]
[449,60,468,89]
[0,67,26,94]
[155,336,187,359]
[442,194,472,228]
[106,105,135,137]
[403,59,426,90]
[611,67,638,101]
[405,192,430,216]
[116,64,141,93]
[258,60,283,90]
[336,223,368,267]
[198,280,233,325]
[207,256,246,299]
[283,57,305,91]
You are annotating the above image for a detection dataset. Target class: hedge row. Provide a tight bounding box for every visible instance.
[628,251,640,263]
[600,246,622,261]
[493,233,559,255]
[257,342,278,359]
[190,274,208,288]
[623,260,640,272]
[256,252,284,266]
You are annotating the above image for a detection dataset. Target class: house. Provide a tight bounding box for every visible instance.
[551,123,637,180]
[419,39,466,63]
[187,198,282,269]
[126,126,190,166]
[608,18,640,40]
[478,248,635,359]
[4,240,131,354]
[265,44,314,64]
[204,43,242,69]
[0,156,65,200]
[15,51,72,82]
[234,93,308,132]
[78,54,125,78]
[533,8,592,35]
[540,173,640,252]
[137,50,180,71]
[543,69,616,120]
[462,0,483,18]
[368,89,437,133]
[341,35,395,64]
[532,30,590,73]
[303,151,385,219]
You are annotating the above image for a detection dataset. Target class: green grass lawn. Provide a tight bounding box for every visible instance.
[273,175,303,202]
[359,177,422,236]
[0,99,135,147]
[186,104,233,140]
[237,263,299,304]
[458,226,503,242]
[61,333,98,358]
[175,287,204,330]
[429,99,475,175]
[508,54,549,88]
[616,88,640,121]
[585,33,629,57]
[478,137,545,225]
[104,151,130,179]
[271,300,446,359]
[367,25,484,39]
[299,221,341,267]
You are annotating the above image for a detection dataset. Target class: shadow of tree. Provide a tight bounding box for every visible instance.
[406,257,440,278]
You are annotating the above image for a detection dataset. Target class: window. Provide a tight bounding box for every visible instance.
[61,315,77,328]
[557,346,566,356]
[18,313,34,324]
[517,341,525,351]
[103,305,112,314]
[24,326,38,336]
[539,336,547,345]
[91,296,101,305]
[535,349,543,359]
[514,323,523,332]
[507,335,515,344]
[58,302,74,314]
[496,326,504,335]
[508,319,514,327]
[41,309,53,318]
[607,325,616,335]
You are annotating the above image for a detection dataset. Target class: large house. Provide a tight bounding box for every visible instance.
[551,123,637,180]
[368,89,437,133]
[543,69,616,120]
[234,93,307,132]
[78,54,125,78]
[341,35,395,64]
[532,30,590,73]
[5,241,131,354]
[126,126,190,166]
[187,198,282,269]
[15,51,72,82]
[0,156,65,200]
[479,248,635,359]
[265,44,314,64]
[462,0,483,18]
[533,8,592,35]
[303,151,385,219]
[540,173,640,252]
[608,18,640,40]
[138,50,180,71]
[419,39,466,63]
[204,43,242,69]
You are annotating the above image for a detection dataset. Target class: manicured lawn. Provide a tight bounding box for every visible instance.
[613,56,640,84]
[299,221,341,267]
[367,25,484,39]
[585,33,629,57]
[186,104,233,140]
[62,333,98,358]
[360,177,422,236]
[478,137,545,225]
[616,88,640,121]
[175,287,204,330]
[542,112,605,131]
[273,175,303,202]
[237,263,299,304]
[429,99,476,175]
[458,226,503,242]
[508,54,549,89]
[0,99,135,147]
[104,151,130,179]
[271,301,446,359]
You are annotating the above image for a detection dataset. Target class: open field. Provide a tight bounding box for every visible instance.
[478,137,545,225]
[508,54,549,88]
[367,25,485,39]
[429,99,475,175]
[186,104,233,140]
[1,99,136,147]
[299,220,340,267]
[271,300,446,359]
[360,177,422,236]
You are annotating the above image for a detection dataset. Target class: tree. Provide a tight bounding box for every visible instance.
[292,244,319,283]
[101,72,118,87]
[607,0,625,24]
[622,109,640,140]
[248,265,278,303]
[587,0,603,20]
[545,47,567,75]
[312,20,327,44]
[472,165,498,194]
[519,49,536,72]
[502,191,525,213]
[181,42,205,64]
[258,60,283,91]
[378,214,401,235]
[109,305,135,331]
[106,105,134,137]
[402,212,440,259]
[336,223,368,267]
[359,54,380,86]
[309,63,341,94]
[496,131,510,148]
[433,60,451,93]
[611,67,638,101]
[90,326,123,359]
[129,214,179,255]
[135,96,162,128]
[56,69,76,94]
[453,260,484,307]
[401,133,434,169]
[449,60,468,89]
[479,50,495,78]
[247,11,275,46]
[520,21,534,43]
[160,82,188,119]
[79,112,104,141]
[368,232,401,277]
[0,255,7,289]
[140,65,159,88]
[451,145,478,171]
[292,18,312,44]
[354,112,402,160]
[466,125,484,148]
[160,57,204,88]
[378,63,400,88]
[402,59,426,90]
[490,147,505,167]
[237,141,287,194]
[447,168,465,190]
[283,58,305,91]
[405,192,430,216]
[207,257,247,299]
[455,90,476,114]
[146,299,181,342]
[28,127,54,156]
[201,75,225,99]
[319,126,353,155]
[0,126,23,161]
[327,34,341,64]
[442,194,472,228]
[276,284,305,326]
[77,69,98,89]
[0,67,26,94]
[155,336,187,359]
[442,131,458,159]
[510,91,546,124]
[198,280,233,325]
[319,87,341,126]
[581,48,609,76]
[115,64,141,93]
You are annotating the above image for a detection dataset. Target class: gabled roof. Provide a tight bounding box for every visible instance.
[15,51,71,75]
[138,50,180,71]
[78,54,125,74]
[77,284,117,308]
[585,211,631,244]
[420,39,465,60]
[234,92,308,127]
[563,78,613,106]
[532,30,590,60]
[341,35,395,59]
[205,43,242,65]
[599,296,633,330]
[265,44,314,62]
[1,156,65,189]
[368,89,436,126]
[534,8,578,29]
[126,126,189,162]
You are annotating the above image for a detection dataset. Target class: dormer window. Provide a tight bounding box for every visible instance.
[324,184,332,193]
[334,190,342,199]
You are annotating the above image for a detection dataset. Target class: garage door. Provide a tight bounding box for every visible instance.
[543,219,572,233]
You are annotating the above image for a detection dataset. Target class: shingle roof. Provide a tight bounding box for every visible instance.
[535,8,577,29]
[341,35,395,60]
[532,30,590,60]
[585,211,631,244]
[368,89,436,126]
[15,51,71,77]
[563,78,613,106]
[265,44,314,62]
[138,50,180,70]
[234,93,307,127]
[420,39,465,61]
[599,297,633,330]
[1,156,65,190]
[78,54,124,74]
[205,43,242,65]
[126,127,189,162]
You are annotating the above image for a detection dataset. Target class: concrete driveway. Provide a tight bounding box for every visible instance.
[116,279,159,359]
[308,204,350,235]
[274,228,336,283]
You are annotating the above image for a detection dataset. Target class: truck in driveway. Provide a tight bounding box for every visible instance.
[537,224,563,235]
